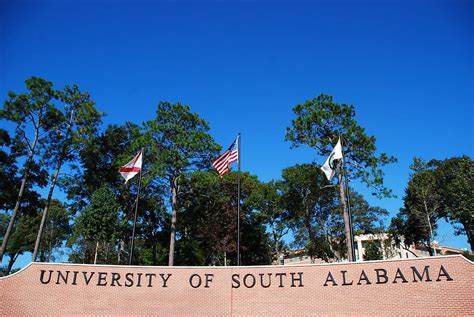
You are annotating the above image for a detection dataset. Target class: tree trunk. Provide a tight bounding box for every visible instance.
[152,238,157,266]
[425,239,434,256]
[305,209,315,262]
[104,241,108,263]
[467,234,474,253]
[337,163,354,262]
[422,196,437,256]
[6,252,19,274]
[32,108,74,262]
[47,223,54,262]
[32,164,62,261]
[272,228,280,261]
[460,220,474,253]
[94,241,99,264]
[325,232,341,261]
[168,177,178,266]
[425,211,437,256]
[0,128,40,261]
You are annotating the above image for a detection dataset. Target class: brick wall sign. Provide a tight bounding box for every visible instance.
[1,255,472,316]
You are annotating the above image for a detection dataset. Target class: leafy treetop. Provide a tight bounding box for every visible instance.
[285,94,396,197]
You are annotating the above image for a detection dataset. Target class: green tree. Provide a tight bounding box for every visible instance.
[69,186,120,264]
[63,123,168,265]
[178,171,235,265]
[280,164,338,262]
[132,188,169,266]
[62,123,143,213]
[395,158,441,255]
[285,94,396,196]
[350,191,388,234]
[0,198,68,274]
[0,128,43,272]
[0,77,59,261]
[0,210,38,274]
[390,156,474,253]
[285,94,396,260]
[253,181,289,262]
[178,171,271,266]
[143,102,220,266]
[363,240,383,261]
[32,83,103,261]
[0,129,19,211]
[61,122,140,264]
[37,200,71,262]
[435,156,473,251]
[327,191,389,260]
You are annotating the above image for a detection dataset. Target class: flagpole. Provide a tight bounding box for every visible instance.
[341,141,356,262]
[339,136,356,262]
[129,149,143,265]
[237,133,241,266]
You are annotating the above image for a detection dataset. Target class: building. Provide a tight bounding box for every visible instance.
[354,233,471,262]
[354,233,415,261]
[274,233,472,265]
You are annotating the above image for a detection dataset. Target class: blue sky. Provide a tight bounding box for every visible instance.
[1,0,473,268]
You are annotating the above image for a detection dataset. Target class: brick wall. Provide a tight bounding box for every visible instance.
[0,255,472,316]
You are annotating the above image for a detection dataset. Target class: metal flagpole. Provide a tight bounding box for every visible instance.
[129,148,143,265]
[341,137,356,262]
[237,133,241,266]
[342,158,356,261]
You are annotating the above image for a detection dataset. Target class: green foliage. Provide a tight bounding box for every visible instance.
[253,181,289,260]
[0,77,59,184]
[350,191,388,234]
[139,240,169,266]
[69,186,121,264]
[435,156,473,251]
[324,191,389,260]
[0,132,43,267]
[75,186,120,242]
[285,94,396,197]
[3,79,448,267]
[137,197,169,266]
[279,163,338,261]
[363,240,383,261]
[0,198,68,272]
[174,239,206,266]
[40,83,103,171]
[143,101,220,265]
[0,129,19,211]
[63,121,169,266]
[1,77,60,146]
[31,80,103,262]
[279,163,388,261]
[38,200,71,262]
[62,123,143,213]
[390,158,440,254]
[391,156,473,252]
[0,77,61,260]
[144,101,220,179]
[178,171,272,265]
[0,210,38,271]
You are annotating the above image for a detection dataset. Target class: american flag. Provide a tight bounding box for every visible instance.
[212,136,239,177]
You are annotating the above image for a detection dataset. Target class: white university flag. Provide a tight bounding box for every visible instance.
[321,138,343,181]
[119,149,143,183]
